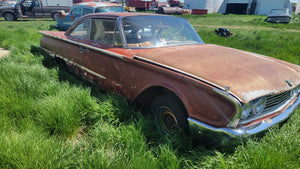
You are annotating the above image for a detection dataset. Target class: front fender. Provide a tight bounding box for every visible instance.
[1,9,15,16]
[126,57,238,128]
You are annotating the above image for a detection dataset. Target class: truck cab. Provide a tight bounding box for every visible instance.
[0,0,70,21]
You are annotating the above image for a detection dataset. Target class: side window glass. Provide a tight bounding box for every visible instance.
[90,19,122,47]
[83,8,93,15]
[33,0,39,7]
[70,19,91,39]
[23,0,32,7]
[71,7,82,16]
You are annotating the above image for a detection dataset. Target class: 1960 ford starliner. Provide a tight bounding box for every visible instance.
[40,13,300,141]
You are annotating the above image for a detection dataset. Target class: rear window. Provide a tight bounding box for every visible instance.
[95,6,125,13]
[83,8,93,15]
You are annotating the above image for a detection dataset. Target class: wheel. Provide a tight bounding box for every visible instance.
[52,12,58,21]
[151,94,188,134]
[4,12,16,21]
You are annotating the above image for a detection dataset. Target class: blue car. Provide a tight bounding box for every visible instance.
[56,2,125,30]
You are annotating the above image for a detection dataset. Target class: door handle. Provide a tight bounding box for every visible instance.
[80,46,89,53]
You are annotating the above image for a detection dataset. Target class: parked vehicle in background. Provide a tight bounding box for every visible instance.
[126,0,183,11]
[56,2,125,31]
[73,0,93,3]
[0,0,71,21]
[40,13,300,143]
[0,1,16,7]
[265,8,292,23]
[125,0,153,11]
[169,0,182,7]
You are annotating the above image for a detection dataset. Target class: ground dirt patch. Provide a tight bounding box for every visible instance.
[0,48,9,58]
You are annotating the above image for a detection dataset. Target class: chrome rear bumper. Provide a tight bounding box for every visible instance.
[188,93,300,139]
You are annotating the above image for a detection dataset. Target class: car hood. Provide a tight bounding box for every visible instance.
[133,44,300,103]
[0,6,14,10]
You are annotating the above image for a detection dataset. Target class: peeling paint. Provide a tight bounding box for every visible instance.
[241,89,276,103]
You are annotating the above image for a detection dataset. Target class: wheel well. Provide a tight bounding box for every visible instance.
[51,12,57,16]
[133,86,186,114]
[3,11,14,17]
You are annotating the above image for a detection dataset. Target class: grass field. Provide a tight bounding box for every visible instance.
[0,14,299,168]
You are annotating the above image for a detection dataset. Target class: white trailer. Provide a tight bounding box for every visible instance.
[296,0,300,15]
[41,0,73,6]
[217,0,292,15]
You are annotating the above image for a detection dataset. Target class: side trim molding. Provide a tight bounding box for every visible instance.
[41,47,106,80]
[40,32,124,60]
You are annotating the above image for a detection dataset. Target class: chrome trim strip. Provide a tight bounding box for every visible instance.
[40,32,124,60]
[133,55,242,102]
[188,93,300,137]
[41,47,106,80]
[77,63,106,80]
[212,88,242,128]
[41,47,57,58]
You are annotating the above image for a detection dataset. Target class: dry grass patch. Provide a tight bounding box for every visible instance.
[0,48,9,58]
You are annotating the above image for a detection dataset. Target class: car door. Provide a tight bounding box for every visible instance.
[67,19,91,64]
[20,0,34,16]
[68,18,124,93]
[60,6,83,27]
[32,0,43,18]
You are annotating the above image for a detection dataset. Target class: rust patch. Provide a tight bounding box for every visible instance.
[0,48,9,58]
[133,44,300,103]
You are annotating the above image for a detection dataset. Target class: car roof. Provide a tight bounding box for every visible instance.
[66,12,177,34]
[73,2,121,8]
[83,12,167,18]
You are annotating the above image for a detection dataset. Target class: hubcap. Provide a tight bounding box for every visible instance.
[53,15,58,21]
[159,108,178,132]
[5,13,13,21]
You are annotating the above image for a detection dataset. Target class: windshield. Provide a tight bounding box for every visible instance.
[95,6,125,13]
[270,9,288,14]
[122,15,204,48]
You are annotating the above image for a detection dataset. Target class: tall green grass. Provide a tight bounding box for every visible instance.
[0,15,299,168]
[196,27,300,64]
[183,13,300,30]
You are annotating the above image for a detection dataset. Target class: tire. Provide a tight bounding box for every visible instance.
[151,94,188,134]
[3,12,16,21]
[52,12,58,21]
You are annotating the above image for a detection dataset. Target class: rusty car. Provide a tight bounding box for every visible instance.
[56,2,125,31]
[40,13,300,142]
